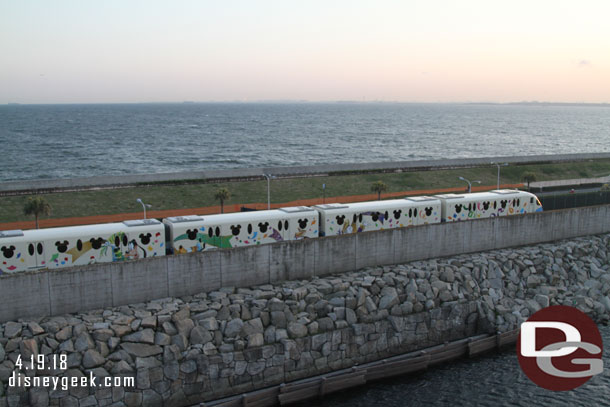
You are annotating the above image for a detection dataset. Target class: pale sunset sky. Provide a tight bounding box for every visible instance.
[1,0,609,104]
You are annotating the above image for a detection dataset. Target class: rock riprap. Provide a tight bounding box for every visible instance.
[0,234,609,407]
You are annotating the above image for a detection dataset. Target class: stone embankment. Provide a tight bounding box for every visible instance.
[0,234,609,407]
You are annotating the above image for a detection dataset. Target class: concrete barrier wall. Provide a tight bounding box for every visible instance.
[1,205,609,322]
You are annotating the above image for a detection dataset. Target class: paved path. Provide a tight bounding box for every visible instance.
[2,152,609,195]
[531,175,610,190]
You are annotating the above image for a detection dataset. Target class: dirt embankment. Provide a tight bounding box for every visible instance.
[1,184,524,230]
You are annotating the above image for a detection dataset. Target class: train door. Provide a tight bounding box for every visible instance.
[29,240,45,269]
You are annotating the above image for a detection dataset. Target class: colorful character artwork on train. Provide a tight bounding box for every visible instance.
[327,214,364,235]
[173,226,233,253]
[1,243,24,274]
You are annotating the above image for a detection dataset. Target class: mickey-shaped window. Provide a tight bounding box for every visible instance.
[55,240,69,253]
[258,222,269,232]
[139,233,152,244]
[230,225,241,236]
[90,237,104,250]
[393,210,402,220]
[1,245,16,259]
[335,215,345,225]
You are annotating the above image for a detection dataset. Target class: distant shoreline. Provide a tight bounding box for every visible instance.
[3,101,609,107]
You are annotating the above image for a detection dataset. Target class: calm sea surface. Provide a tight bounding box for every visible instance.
[311,324,610,407]
[0,102,609,182]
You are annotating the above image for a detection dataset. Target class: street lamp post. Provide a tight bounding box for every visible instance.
[263,174,276,210]
[322,183,326,204]
[491,162,508,189]
[136,198,152,219]
[458,177,481,193]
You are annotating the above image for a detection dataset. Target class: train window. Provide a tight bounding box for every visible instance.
[77,240,83,251]
[248,224,252,234]
[384,211,388,220]
[278,221,283,231]
[208,228,213,238]
[517,198,521,206]
[1,246,15,258]
[284,220,289,230]
[414,208,418,217]
[358,214,363,223]
[215,226,220,237]
[114,236,120,247]
[353,214,357,223]
[494,201,497,209]
[37,243,43,255]
[28,243,35,256]
[530,197,533,204]
[122,235,128,246]
[408,209,412,218]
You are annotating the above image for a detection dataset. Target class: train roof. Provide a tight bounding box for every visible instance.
[0,219,162,241]
[434,190,534,201]
[313,198,440,213]
[164,207,317,225]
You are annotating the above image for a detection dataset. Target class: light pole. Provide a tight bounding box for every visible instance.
[458,177,481,193]
[136,198,152,219]
[322,183,326,204]
[263,174,276,210]
[491,162,508,189]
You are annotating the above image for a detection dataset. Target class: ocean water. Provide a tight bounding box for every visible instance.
[312,324,610,407]
[0,102,609,183]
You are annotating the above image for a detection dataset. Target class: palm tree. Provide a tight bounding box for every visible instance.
[521,172,537,191]
[214,187,231,213]
[371,181,388,200]
[23,196,52,229]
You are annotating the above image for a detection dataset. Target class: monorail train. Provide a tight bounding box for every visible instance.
[0,190,542,274]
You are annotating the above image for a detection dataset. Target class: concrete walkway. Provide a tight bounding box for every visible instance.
[2,152,609,195]
[531,175,610,190]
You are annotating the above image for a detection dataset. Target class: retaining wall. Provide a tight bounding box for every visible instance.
[1,205,609,323]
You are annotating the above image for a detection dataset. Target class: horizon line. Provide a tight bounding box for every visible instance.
[4,100,610,106]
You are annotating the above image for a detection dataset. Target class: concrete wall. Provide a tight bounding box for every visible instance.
[1,205,609,322]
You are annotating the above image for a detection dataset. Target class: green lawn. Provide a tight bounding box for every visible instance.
[2,159,610,223]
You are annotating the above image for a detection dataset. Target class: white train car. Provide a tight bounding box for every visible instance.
[436,189,543,222]
[0,219,165,273]
[314,197,441,237]
[163,206,318,254]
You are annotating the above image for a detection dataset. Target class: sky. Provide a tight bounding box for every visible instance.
[1,0,609,104]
